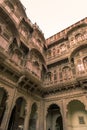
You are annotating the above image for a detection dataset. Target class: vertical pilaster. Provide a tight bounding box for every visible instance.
[44,107,48,130]
[62,99,68,130]
[23,103,31,130]
[39,100,44,130]
[1,87,17,130]
[1,89,16,130]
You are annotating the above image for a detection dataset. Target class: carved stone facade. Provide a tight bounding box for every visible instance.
[0,0,87,130]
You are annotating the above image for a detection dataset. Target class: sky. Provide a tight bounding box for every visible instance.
[20,0,87,38]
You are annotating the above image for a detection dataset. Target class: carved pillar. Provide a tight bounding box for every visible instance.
[1,94,15,130]
[1,87,17,130]
[44,105,48,130]
[36,103,41,130]
[39,101,44,130]
[44,112,47,130]
[62,99,68,130]
[23,103,31,130]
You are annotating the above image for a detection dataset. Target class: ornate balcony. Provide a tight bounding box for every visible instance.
[69,32,87,49]
[25,60,41,80]
[46,32,87,65]
[43,70,87,89]
[0,0,22,25]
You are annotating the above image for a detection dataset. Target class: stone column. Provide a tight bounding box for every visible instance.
[1,88,17,130]
[1,95,15,130]
[44,107,48,130]
[36,102,41,130]
[39,101,44,130]
[44,114,46,130]
[62,99,68,130]
[23,103,31,130]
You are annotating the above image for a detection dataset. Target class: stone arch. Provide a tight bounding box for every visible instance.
[13,95,28,109]
[45,102,62,116]
[30,48,46,64]
[28,102,38,130]
[66,99,86,111]
[7,97,26,130]
[66,99,87,130]
[62,65,71,70]
[46,103,63,130]
[69,43,87,63]
[0,87,8,125]
[70,45,87,75]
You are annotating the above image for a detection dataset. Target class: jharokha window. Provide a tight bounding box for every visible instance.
[77,59,84,74]
[62,67,72,80]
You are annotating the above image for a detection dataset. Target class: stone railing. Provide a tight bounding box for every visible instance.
[43,71,87,88]
[69,33,87,48]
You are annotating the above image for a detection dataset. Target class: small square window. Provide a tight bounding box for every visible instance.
[78,116,85,124]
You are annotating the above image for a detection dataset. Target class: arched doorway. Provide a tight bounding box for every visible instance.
[67,100,87,130]
[46,104,63,130]
[7,97,26,130]
[29,103,38,130]
[0,87,7,125]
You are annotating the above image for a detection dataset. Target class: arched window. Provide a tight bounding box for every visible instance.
[7,97,26,130]
[62,66,72,80]
[77,59,84,74]
[46,104,63,130]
